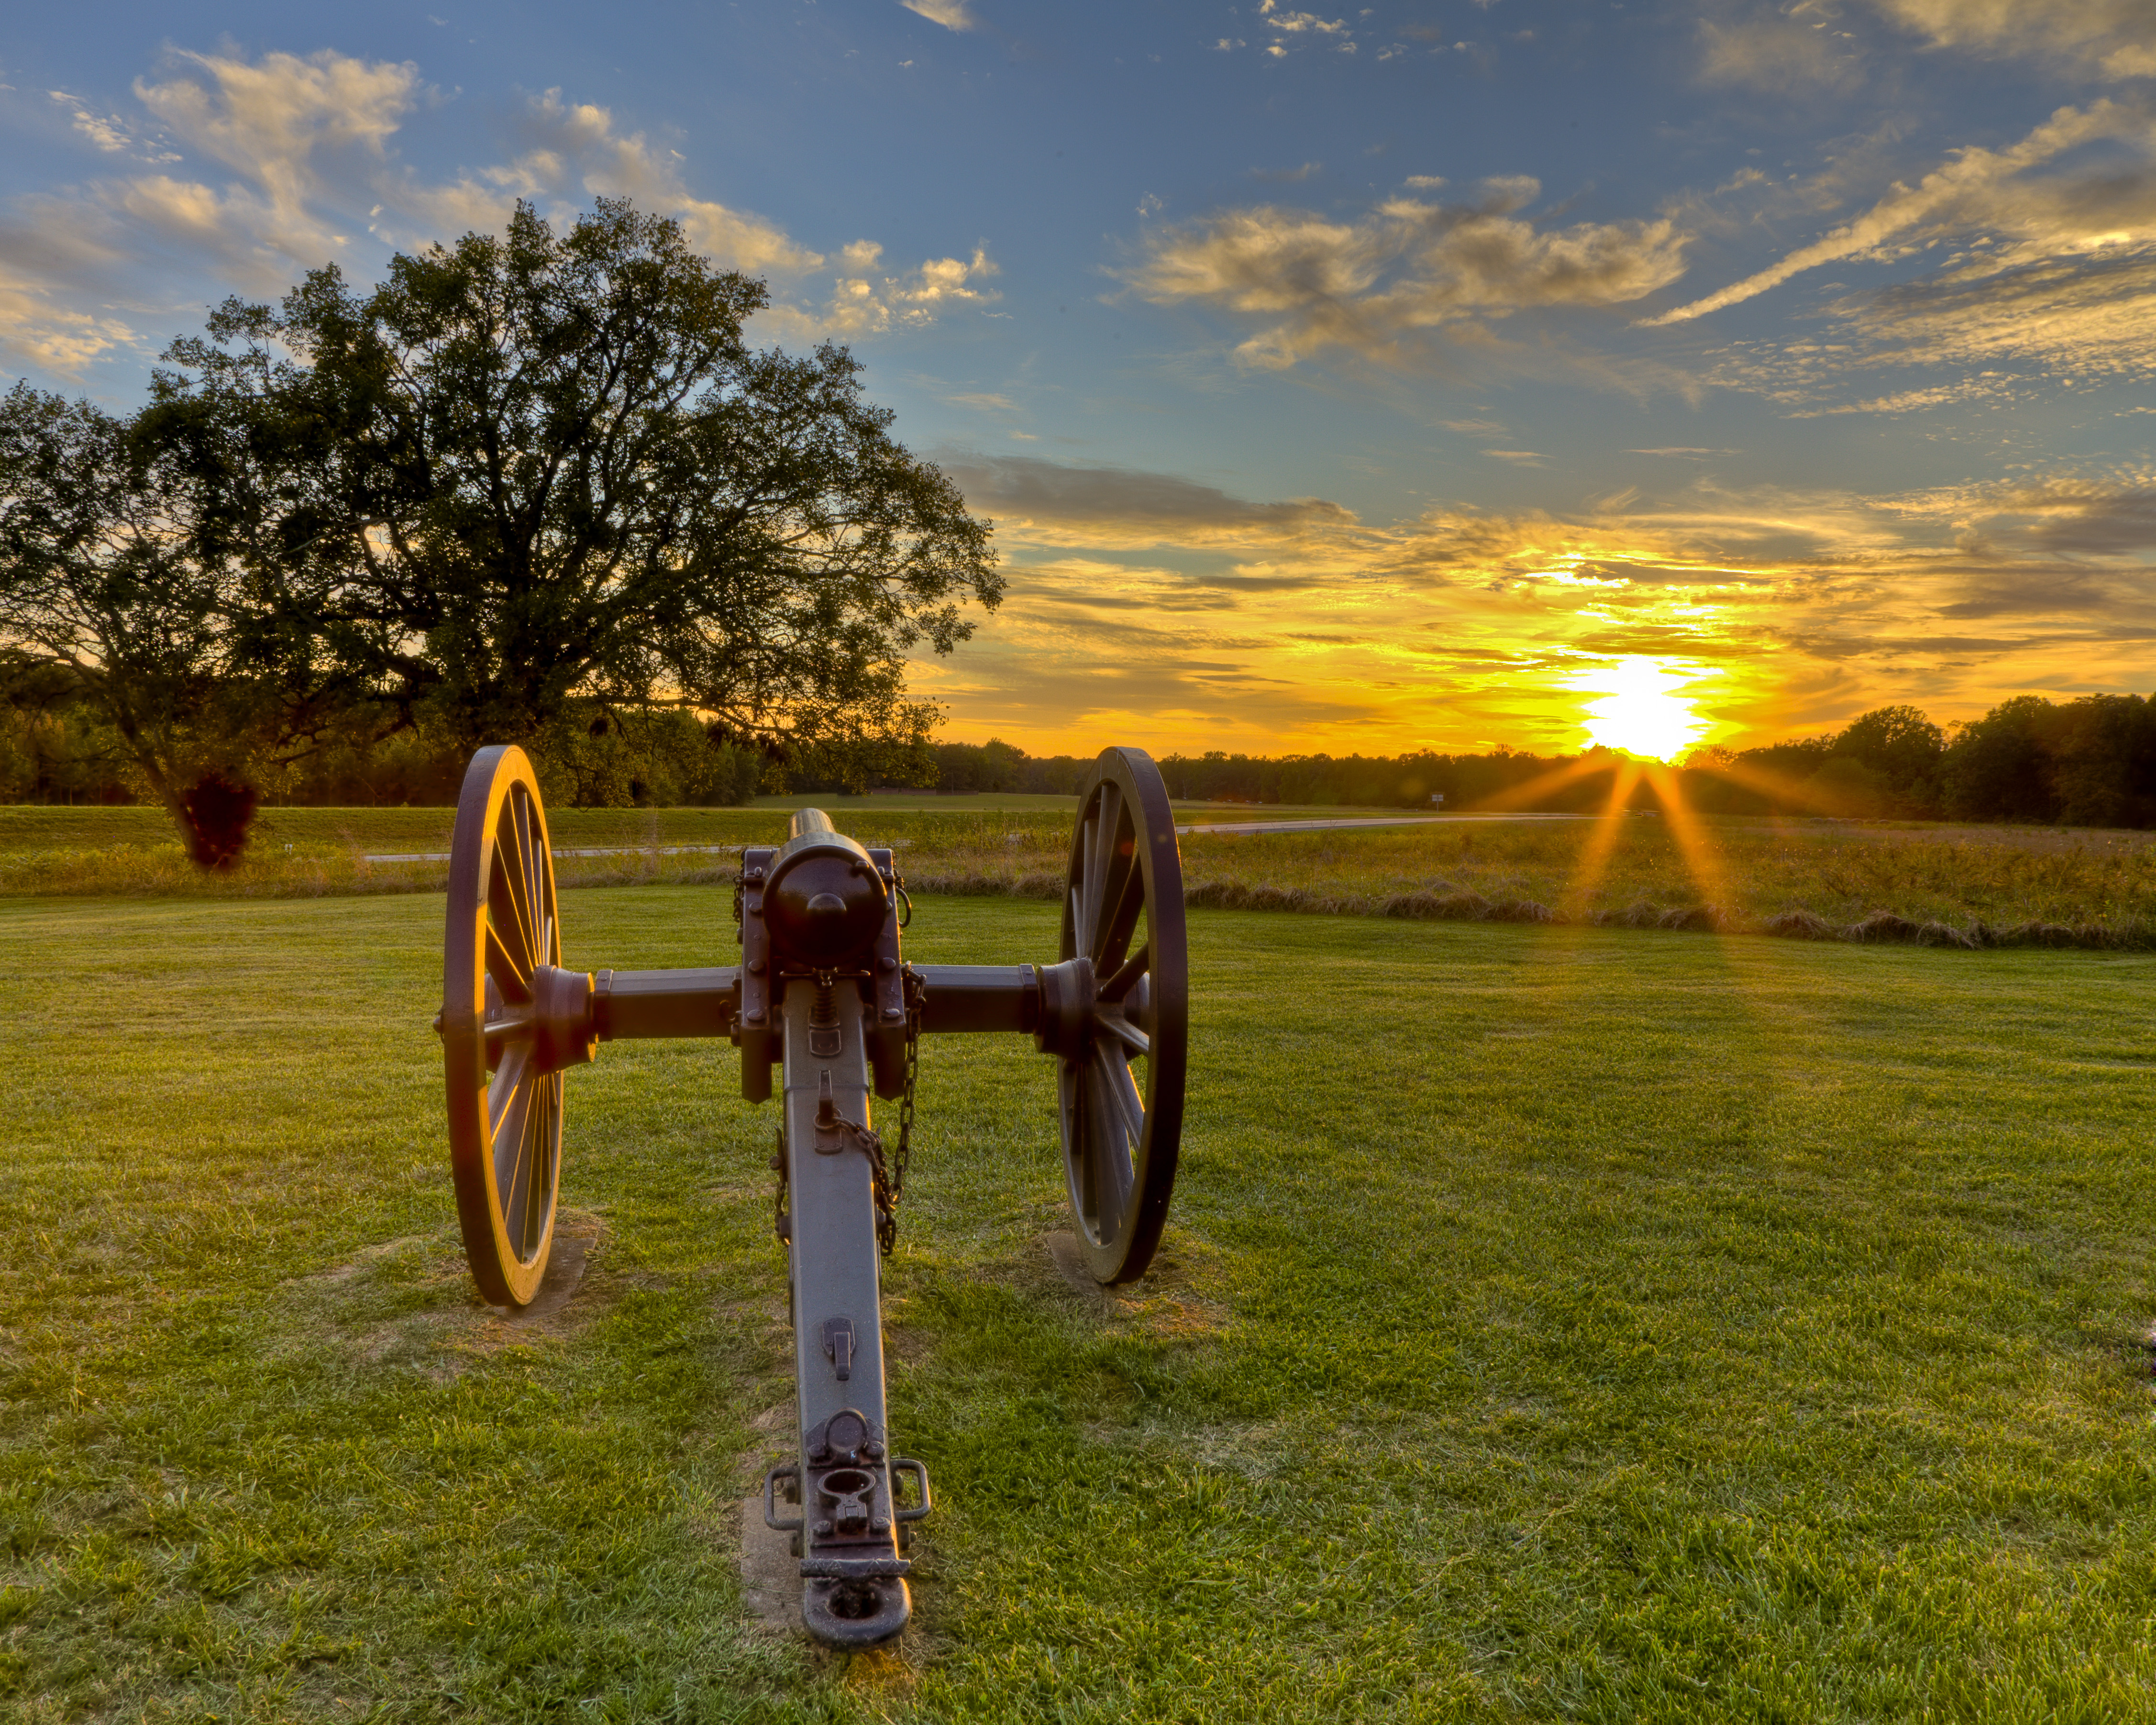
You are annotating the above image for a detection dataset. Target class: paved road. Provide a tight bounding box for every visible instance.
[363,842,741,863]
[1176,813,1589,837]
[364,811,1592,862]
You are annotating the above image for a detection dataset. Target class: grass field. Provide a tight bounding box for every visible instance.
[7,802,2156,951]
[5,887,2154,1720]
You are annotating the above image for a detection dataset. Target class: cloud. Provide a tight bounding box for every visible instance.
[0,48,1002,379]
[378,88,822,276]
[901,0,977,29]
[757,241,1000,341]
[138,49,417,223]
[1700,1,2156,88]
[1118,179,1690,367]
[1834,242,2156,381]
[1961,474,2156,554]
[48,90,142,155]
[1697,9,1865,90]
[940,454,1357,547]
[912,457,2156,753]
[1261,0,1353,39]
[1665,102,2156,401]
[1645,100,2154,326]
[1869,0,2156,79]
[0,263,138,373]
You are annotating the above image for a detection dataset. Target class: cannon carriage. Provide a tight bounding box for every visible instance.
[435,744,1187,1645]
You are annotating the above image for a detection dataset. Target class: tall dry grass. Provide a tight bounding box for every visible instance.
[5,807,2155,949]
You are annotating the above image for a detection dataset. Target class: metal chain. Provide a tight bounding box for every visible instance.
[852,969,926,1258]
[769,970,927,1260]
[771,1126,789,1245]
[889,966,924,1216]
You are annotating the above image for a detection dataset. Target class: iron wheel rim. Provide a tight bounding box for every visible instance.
[1055,747,1187,1283]
[442,745,564,1307]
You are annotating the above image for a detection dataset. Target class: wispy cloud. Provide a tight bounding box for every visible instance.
[1119,178,1689,368]
[1871,0,2156,80]
[0,46,999,376]
[900,0,977,31]
[47,89,172,157]
[942,453,1357,548]
[1645,100,2153,327]
[911,450,2156,753]
[1697,6,1866,90]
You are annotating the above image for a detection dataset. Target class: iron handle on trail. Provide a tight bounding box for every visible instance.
[433,743,1188,1647]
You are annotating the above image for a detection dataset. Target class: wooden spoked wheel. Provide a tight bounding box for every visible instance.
[1055,747,1188,1283]
[442,745,565,1307]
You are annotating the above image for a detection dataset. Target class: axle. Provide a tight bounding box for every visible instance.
[494,962,1049,1049]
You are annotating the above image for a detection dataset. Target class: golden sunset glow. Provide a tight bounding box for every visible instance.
[1573,659,1714,763]
[13,19,2156,764]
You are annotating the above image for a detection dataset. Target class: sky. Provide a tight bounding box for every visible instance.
[5,1,2156,760]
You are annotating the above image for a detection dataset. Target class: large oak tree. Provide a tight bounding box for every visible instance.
[5,197,1001,851]
[164,198,999,760]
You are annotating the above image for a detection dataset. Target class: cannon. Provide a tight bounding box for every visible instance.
[434,744,1187,1645]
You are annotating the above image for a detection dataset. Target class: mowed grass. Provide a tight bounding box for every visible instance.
[3,889,2155,1720]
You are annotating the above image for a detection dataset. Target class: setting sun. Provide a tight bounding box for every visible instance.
[1575,658,1713,762]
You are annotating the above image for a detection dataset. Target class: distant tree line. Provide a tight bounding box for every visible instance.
[13,660,2156,830]
[917,695,2156,829]
[1687,695,2156,827]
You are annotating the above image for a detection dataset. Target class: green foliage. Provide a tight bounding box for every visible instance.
[155,198,1001,771]
[0,653,136,804]
[0,384,332,842]
[1942,691,2156,827]
[530,707,765,808]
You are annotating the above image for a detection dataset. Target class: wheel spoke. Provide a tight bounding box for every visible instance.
[1092,1008,1150,1057]
[1084,784,1121,959]
[487,1039,532,1137]
[1099,944,1148,1002]
[1102,1050,1146,1144]
[1095,852,1144,970]
[519,792,553,966]
[1085,1056,1134,1238]
[485,919,533,1003]
[1073,805,1097,956]
[490,871,536,988]
[504,1081,539,1256]
[520,1077,558,1258]
[492,810,537,978]
[489,1043,535,1226]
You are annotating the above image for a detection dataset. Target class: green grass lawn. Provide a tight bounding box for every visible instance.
[4,890,2155,1720]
